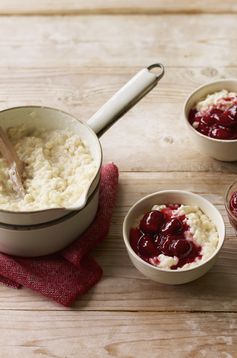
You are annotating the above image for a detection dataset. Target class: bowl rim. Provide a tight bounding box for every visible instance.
[0,105,103,215]
[183,78,237,144]
[123,189,225,273]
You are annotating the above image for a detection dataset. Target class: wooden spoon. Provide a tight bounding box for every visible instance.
[0,127,25,197]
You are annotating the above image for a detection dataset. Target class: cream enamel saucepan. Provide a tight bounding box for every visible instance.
[0,64,164,226]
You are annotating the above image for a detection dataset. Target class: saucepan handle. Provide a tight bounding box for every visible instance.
[87,63,165,136]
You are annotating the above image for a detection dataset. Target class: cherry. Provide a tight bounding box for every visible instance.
[188,109,197,124]
[188,99,237,140]
[129,228,143,255]
[130,204,203,270]
[140,210,164,234]
[162,218,183,235]
[170,239,192,259]
[137,235,159,257]
[217,110,237,127]
[154,234,166,252]
[232,125,237,139]
[160,236,175,256]
[202,108,222,126]
[210,108,222,118]
[161,207,173,219]
[201,115,215,126]
[197,122,210,136]
[171,240,202,270]
[210,126,233,140]
[230,191,237,216]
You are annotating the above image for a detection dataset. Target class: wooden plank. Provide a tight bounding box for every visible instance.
[2,240,236,312]
[0,310,236,358]
[0,172,236,311]
[0,15,236,68]
[0,0,236,15]
[0,65,237,172]
[0,15,236,171]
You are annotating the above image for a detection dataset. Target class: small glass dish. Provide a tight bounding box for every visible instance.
[225,180,237,232]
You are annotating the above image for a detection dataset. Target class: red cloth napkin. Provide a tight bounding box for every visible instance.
[0,163,119,306]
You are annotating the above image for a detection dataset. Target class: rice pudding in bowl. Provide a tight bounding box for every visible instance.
[130,204,219,270]
[123,190,225,284]
[184,79,237,161]
[188,90,237,140]
[0,125,98,211]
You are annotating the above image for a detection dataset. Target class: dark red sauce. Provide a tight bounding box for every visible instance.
[228,191,237,230]
[188,100,237,140]
[230,191,237,216]
[129,204,202,270]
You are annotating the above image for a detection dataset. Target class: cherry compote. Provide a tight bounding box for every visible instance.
[188,96,237,140]
[229,191,237,216]
[227,190,237,231]
[129,204,202,270]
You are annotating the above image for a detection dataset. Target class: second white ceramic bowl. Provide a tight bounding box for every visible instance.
[184,79,237,161]
[123,190,225,285]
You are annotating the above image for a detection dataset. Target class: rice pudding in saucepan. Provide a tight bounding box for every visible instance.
[0,125,97,211]
[129,204,219,270]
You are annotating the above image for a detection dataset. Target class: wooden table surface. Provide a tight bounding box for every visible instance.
[0,1,237,357]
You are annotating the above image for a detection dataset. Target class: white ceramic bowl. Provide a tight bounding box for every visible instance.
[123,190,225,285]
[184,79,237,161]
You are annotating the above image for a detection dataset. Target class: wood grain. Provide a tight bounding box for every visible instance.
[0,172,235,312]
[0,310,236,358]
[0,5,236,358]
[0,15,236,68]
[0,0,236,15]
[0,16,236,171]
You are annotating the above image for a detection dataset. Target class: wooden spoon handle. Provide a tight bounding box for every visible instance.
[0,127,25,197]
